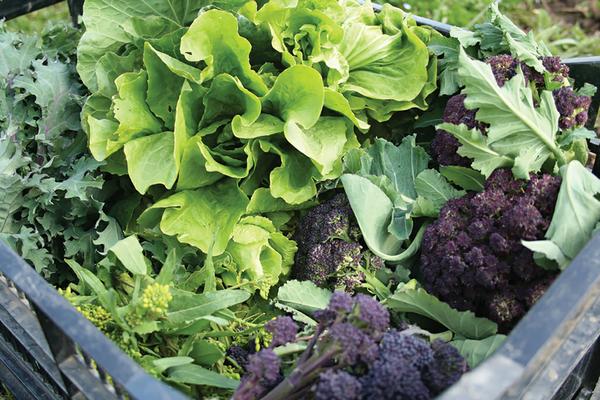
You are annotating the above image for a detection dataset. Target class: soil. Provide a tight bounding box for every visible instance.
[542,0,600,32]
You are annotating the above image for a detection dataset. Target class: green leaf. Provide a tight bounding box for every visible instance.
[143,43,190,128]
[414,169,465,215]
[152,357,194,374]
[337,19,430,103]
[167,364,239,389]
[232,114,284,139]
[222,216,296,298]
[108,236,148,275]
[65,259,108,298]
[437,123,513,178]
[189,340,224,367]
[452,48,564,177]
[92,71,163,161]
[284,117,351,176]
[12,60,81,139]
[341,174,427,261]
[149,179,249,255]
[156,249,178,285]
[262,64,324,130]
[93,212,123,255]
[173,80,206,178]
[167,289,251,325]
[276,280,332,315]
[521,240,567,270]
[451,335,507,368]
[323,88,370,130]
[202,73,261,128]
[387,280,498,339]
[489,3,550,71]
[77,0,201,91]
[365,136,430,200]
[180,9,267,95]
[123,132,178,194]
[95,51,140,98]
[260,141,319,205]
[541,161,600,260]
[440,166,485,192]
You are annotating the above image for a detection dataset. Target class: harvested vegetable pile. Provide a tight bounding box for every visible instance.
[1,1,600,399]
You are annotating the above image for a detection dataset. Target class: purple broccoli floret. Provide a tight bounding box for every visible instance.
[235,294,468,400]
[487,54,519,86]
[354,294,390,333]
[362,356,431,400]
[233,349,282,400]
[431,94,489,167]
[553,86,592,129]
[329,322,379,365]
[292,193,385,292]
[432,54,590,167]
[314,370,362,400]
[543,56,570,81]
[422,340,469,395]
[378,331,434,370]
[266,316,298,348]
[226,345,251,370]
[420,169,561,331]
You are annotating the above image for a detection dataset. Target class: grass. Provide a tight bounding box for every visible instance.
[5,2,70,33]
[389,0,600,57]
[4,0,600,57]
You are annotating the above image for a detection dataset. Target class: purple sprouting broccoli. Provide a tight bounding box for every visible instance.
[292,193,385,292]
[487,54,519,86]
[431,94,486,167]
[361,355,431,400]
[233,349,282,400]
[420,169,561,331]
[314,370,362,400]
[432,54,591,167]
[422,340,469,396]
[226,345,251,371]
[361,331,467,400]
[266,316,298,348]
[234,293,468,400]
[553,86,593,130]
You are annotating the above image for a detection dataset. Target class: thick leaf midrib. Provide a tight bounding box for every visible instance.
[564,180,586,244]
[477,70,558,159]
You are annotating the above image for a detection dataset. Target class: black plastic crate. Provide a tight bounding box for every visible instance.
[1,1,600,399]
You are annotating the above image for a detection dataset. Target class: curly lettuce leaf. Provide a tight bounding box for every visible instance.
[145,179,249,255]
[221,216,297,298]
[180,9,267,95]
[77,0,203,91]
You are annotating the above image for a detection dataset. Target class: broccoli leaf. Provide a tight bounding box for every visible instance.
[366,136,430,200]
[276,280,332,315]
[414,169,465,215]
[451,334,507,368]
[166,364,240,389]
[167,289,251,325]
[440,49,565,179]
[387,280,498,339]
[525,161,600,267]
[341,174,428,260]
[440,166,486,192]
[437,123,514,178]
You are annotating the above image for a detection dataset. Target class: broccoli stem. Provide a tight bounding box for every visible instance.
[261,348,337,400]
